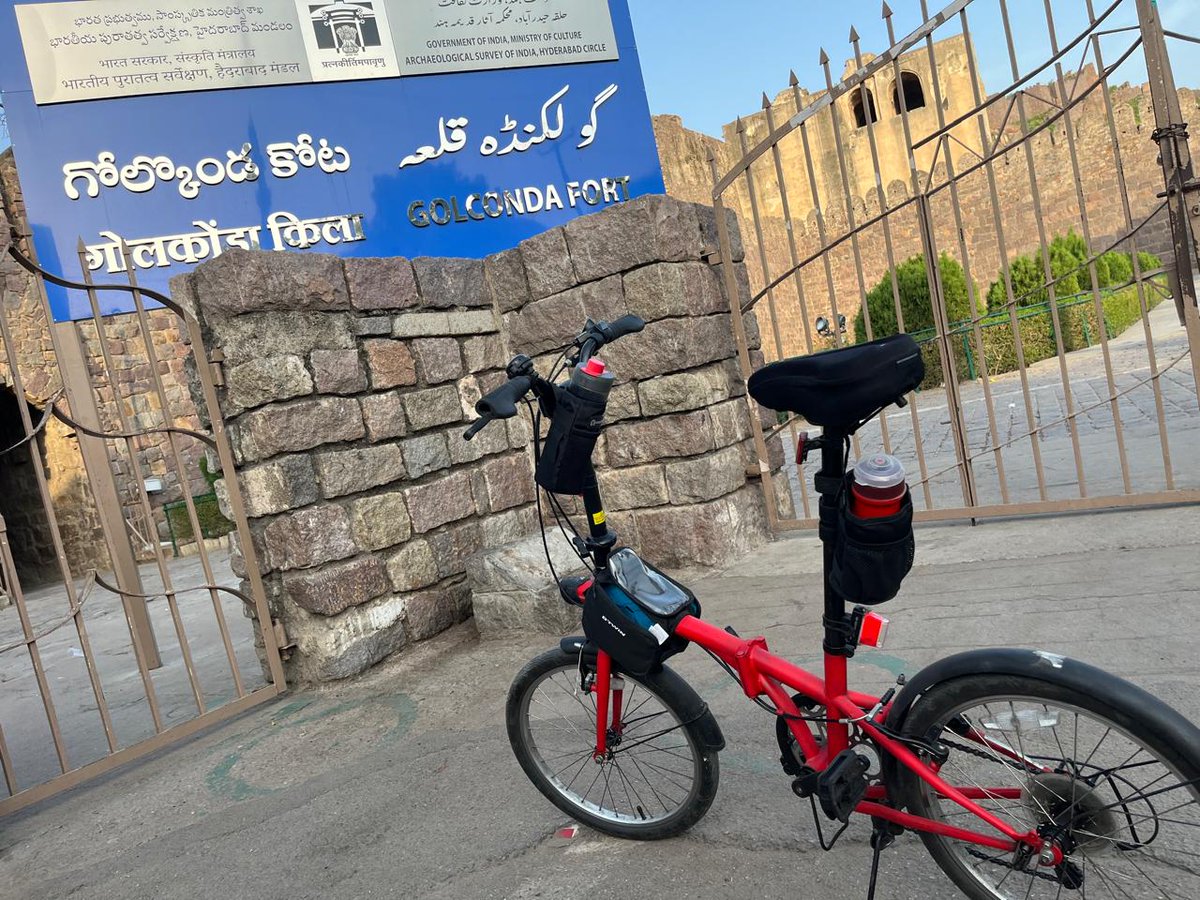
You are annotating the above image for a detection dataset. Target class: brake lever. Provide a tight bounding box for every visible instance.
[463,417,491,441]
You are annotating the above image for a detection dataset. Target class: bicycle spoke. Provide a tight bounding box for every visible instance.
[521,662,701,828]
[909,691,1200,900]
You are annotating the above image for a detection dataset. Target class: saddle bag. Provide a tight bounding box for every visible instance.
[828,475,915,606]
[581,549,700,677]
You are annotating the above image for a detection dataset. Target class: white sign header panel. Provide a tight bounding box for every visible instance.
[14,0,619,104]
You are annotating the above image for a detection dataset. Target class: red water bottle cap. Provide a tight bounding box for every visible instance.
[582,358,607,376]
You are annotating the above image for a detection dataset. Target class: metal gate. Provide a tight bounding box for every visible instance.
[0,215,285,815]
[712,0,1200,528]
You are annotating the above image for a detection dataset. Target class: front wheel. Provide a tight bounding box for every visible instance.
[892,669,1200,899]
[506,647,719,840]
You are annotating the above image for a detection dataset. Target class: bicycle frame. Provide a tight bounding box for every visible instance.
[573,424,1055,862]
[588,628,1050,858]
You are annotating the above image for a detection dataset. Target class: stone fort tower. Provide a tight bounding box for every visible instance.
[651,32,1179,361]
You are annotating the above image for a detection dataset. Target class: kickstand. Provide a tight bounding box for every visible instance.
[866,824,893,900]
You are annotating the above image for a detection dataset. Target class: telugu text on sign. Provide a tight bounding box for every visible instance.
[14,0,619,104]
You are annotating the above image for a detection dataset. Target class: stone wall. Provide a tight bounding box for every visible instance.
[174,196,773,683]
[0,149,209,580]
[655,58,1195,362]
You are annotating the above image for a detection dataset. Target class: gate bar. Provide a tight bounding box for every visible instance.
[1088,2,1178,490]
[761,95,815,519]
[123,249,246,699]
[910,8,1008,504]
[1136,0,1200,413]
[1042,1,1135,495]
[819,46,893,461]
[707,149,782,534]
[735,116,812,519]
[0,284,120,754]
[999,0,1092,499]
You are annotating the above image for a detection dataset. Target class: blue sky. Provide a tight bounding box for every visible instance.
[629,0,1200,137]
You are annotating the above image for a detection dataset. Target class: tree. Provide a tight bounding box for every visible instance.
[854,253,974,343]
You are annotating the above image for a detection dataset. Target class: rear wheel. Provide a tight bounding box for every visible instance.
[506,648,719,840]
[893,673,1200,899]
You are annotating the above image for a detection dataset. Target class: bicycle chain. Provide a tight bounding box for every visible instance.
[938,737,1074,886]
[964,848,1062,884]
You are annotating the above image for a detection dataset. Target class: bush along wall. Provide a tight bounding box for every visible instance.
[854,235,1164,390]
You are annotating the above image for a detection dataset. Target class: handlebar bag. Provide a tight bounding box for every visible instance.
[535,384,606,495]
[582,551,700,677]
[828,475,915,606]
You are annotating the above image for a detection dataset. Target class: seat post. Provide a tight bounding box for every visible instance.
[815,430,851,658]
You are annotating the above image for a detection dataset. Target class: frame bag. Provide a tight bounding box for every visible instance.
[582,551,700,677]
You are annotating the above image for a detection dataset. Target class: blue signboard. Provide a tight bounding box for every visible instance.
[0,0,664,322]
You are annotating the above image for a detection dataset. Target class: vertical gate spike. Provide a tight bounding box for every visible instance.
[818,48,830,66]
[762,92,772,110]
[881,1,893,19]
[789,69,800,87]
[735,115,746,135]
[849,25,860,44]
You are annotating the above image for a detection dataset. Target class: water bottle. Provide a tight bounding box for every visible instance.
[850,453,907,518]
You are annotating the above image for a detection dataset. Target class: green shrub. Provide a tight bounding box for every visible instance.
[1101,250,1133,286]
[853,253,974,343]
[166,493,234,544]
[988,237,1090,311]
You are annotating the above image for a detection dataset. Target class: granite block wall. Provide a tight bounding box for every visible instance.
[174,195,776,682]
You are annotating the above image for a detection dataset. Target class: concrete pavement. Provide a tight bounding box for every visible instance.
[3,503,1199,900]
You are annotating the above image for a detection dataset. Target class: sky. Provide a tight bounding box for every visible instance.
[629,0,1200,137]
[2,0,1197,148]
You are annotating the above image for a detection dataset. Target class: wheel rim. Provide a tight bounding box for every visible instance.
[518,664,703,827]
[913,694,1200,899]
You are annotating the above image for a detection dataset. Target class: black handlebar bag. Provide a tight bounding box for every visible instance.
[535,383,606,495]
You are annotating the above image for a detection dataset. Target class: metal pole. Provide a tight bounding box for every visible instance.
[54,321,161,668]
[1136,0,1200,407]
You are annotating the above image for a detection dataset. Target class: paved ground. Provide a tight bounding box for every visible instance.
[3,503,1198,900]
[0,550,260,794]
[783,301,1200,517]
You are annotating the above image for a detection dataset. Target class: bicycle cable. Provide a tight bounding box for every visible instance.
[698,645,832,724]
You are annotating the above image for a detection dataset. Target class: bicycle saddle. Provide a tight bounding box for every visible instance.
[747,333,925,430]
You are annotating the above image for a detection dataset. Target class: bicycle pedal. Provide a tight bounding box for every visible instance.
[817,750,871,823]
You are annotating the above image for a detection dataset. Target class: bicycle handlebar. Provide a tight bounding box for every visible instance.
[474,375,533,419]
[596,314,646,345]
[463,314,645,441]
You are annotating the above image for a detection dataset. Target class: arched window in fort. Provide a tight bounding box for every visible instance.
[892,72,926,114]
[852,87,879,128]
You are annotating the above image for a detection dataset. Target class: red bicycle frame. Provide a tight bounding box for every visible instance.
[588,619,1054,860]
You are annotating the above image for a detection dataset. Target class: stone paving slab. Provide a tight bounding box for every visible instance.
[3,504,1198,900]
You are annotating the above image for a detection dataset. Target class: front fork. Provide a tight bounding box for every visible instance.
[591,650,624,759]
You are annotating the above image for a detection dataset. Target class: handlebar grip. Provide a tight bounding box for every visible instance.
[600,314,645,343]
[474,375,532,419]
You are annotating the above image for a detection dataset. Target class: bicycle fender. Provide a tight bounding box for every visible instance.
[885,647,1186,736]
[652,663,726,753]
[557,637,725,752]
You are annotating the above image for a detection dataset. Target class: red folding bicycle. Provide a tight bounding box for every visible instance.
[463,314,1200,900]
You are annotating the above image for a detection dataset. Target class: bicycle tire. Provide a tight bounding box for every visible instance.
[891,669,1200,899]
[506,647,719,840]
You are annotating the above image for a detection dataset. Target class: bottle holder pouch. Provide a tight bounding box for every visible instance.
[581,568,700,677]
[535,385,606,495]
[828,475,915,606]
